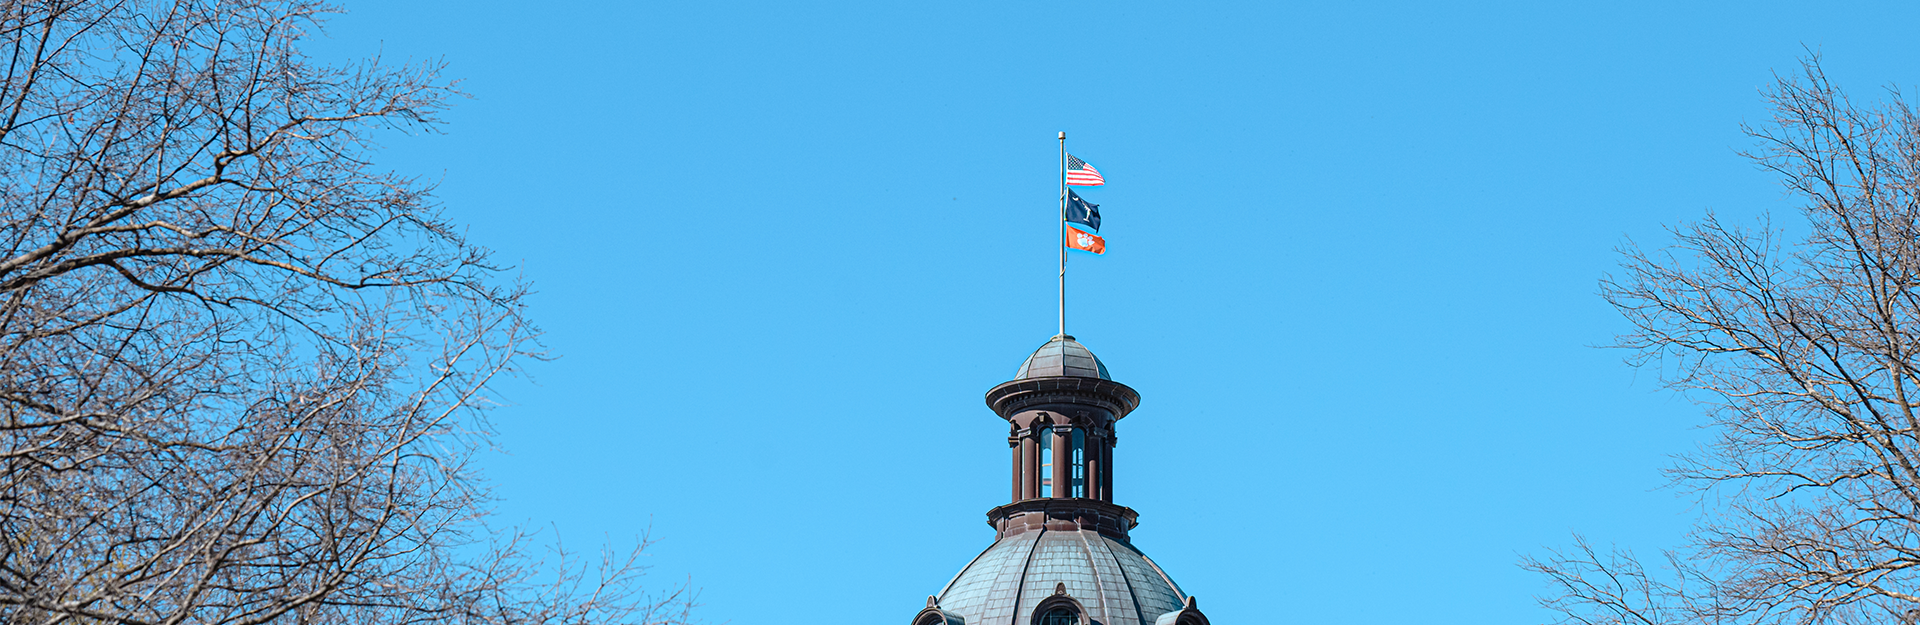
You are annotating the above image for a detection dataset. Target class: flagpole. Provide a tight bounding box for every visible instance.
[1058,131,1067,339]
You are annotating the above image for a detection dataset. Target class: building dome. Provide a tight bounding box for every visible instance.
[1013,335,1111,380]
[935,528,1185,625]
[907,331,1212,625]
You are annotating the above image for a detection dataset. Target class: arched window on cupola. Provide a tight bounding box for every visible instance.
[1036,424,1086,499]
[1069,428,1085,497]
[1038,425,1053,497]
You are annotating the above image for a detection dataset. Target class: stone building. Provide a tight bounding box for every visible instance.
[910,335,1212,625]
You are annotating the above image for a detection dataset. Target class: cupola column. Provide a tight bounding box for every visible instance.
[1051,426,1073,499]
[1085,433,1102,501]
[1010,436,1023,502]
[1022,429,1042,500]
[1101,436,1114,502]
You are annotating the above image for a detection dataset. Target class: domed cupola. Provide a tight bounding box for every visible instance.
[910,136,1215,625]
[907,335,1211,625]
[1012,335,1111,380]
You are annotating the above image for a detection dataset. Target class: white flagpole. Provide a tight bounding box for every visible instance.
[1058,131,1067,338]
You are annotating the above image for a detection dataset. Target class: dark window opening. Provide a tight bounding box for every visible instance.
[1071,428,1086,498]
[1038,426,1053,498]
[1036,426,1087,498]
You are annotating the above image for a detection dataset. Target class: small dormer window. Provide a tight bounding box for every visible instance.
[1038,607,1077,625]
[1030,584,1086,625]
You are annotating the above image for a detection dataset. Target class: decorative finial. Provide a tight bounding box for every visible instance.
[927,595,939,608]
[1185,596,1197,609]
[1054,582,1067,596]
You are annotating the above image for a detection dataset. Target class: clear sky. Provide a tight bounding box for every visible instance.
[313,3,1920,623]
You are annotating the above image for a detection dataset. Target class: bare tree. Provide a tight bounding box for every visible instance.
[1525,56,1920,625]
[0,1,690,623]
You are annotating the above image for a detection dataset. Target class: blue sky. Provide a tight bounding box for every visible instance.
[315,2,1919,623]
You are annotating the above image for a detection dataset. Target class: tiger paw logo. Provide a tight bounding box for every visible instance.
[1076,233,1094,247]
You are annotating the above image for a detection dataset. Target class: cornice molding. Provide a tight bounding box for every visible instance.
[985,377,1141,421]
[986,497,1139,541]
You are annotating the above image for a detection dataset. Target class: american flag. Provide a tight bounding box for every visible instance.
[1066,154,1104,186]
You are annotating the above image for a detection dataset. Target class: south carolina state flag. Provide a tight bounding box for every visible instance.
[1065,227,1105,255]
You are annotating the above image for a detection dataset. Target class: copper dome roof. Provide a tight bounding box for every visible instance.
[1013,335,1111,380]
[935,529,1186,625]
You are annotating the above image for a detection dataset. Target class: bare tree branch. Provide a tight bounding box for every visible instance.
[0,2,693,624]
[1531,54,1920,625]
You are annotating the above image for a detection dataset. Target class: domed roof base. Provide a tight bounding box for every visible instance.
[936,529,1185,625]
[986,498,1138,541]
[1014,335,1111,380]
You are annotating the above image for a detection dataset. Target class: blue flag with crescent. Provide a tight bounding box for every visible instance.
[1066,189,1100,232]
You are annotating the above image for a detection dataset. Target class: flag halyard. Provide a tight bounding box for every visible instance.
[1056,136,1109,336]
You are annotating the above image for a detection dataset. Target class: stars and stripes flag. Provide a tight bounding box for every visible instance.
[1065,155,1104,186]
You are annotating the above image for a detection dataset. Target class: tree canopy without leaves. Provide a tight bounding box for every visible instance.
[1526,57,1920,625]
[0,1,688,623]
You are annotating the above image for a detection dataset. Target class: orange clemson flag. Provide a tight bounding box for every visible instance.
[1065,228,1106,255]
